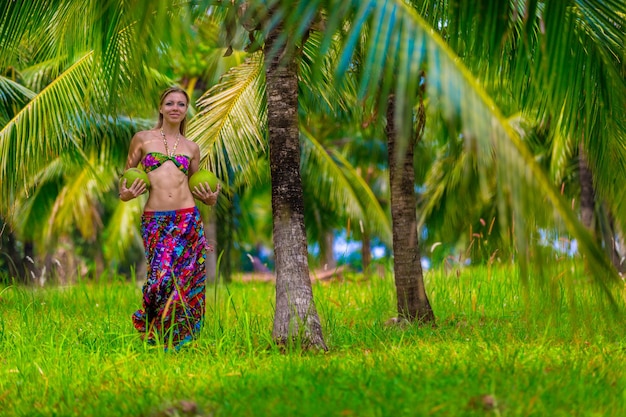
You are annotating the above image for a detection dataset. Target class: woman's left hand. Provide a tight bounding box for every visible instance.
[192,182,221,206]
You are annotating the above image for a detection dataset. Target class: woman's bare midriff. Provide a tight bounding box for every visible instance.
[143,162,196,211]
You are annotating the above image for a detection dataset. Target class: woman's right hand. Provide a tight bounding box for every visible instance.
[119,178,147,201]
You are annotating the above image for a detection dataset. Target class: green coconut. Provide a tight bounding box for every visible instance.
[189,169,219,192]
[120,167,150,189]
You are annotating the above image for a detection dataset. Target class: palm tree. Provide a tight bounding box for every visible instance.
[263,16,327,349]
[189,10,391,348]
[387,92,435,323]
[268,0,624,293]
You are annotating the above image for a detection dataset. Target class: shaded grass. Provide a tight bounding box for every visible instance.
[1,261,625,416]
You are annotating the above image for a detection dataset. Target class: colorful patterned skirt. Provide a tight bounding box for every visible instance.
[132,206,207,350]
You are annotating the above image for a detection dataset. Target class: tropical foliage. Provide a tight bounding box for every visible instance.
[1,0,625,299]
[414,0,626,269]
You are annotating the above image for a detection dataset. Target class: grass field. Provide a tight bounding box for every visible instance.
[1,261,625,417]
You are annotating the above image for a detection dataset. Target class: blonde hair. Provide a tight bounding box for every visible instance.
[156,86,190,135]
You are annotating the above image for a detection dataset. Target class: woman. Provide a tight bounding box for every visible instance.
[119,86,220,350]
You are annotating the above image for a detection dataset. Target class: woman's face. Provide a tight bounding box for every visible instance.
[160,92,188,125]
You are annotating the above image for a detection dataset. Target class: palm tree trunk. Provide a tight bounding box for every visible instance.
[322,231,337,270]
[579,146,624,272]
[361,168,374,277]
[599,203,626,274]
[362,231,371,276]
[23,241,39,285]
[1,221,24,283]
[265,21,327,350]
[616,223,626,273]
[386,95,435,324]
[579,146,595,231]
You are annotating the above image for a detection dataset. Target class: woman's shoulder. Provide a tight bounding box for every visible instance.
[130,129,157,147]
[184,135,198,145]
[133,129,157,140]
[181,135,199,151]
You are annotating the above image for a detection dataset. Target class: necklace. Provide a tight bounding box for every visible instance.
[160,128,180,157]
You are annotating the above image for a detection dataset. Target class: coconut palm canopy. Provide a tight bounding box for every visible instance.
[1,0,625,290]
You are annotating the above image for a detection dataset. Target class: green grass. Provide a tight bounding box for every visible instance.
[1,261,625,417]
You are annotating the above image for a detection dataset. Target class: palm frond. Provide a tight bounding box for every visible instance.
[0,52,98,216]
[48,152,115,242]
[0,0,64,67]
[511,1,626,244]
[10,162,64,244]
[300,30,360,122]
[187,52,267,185]
[0,75,35,125]
[18,57,67,93]
[301,127,391,244]
[101,197,145,265]
[5,111,150,248]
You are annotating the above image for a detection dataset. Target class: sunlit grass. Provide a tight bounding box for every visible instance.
[1,260,625,416]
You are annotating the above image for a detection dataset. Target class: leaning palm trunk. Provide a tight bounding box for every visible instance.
[598,203,626,274]
[579,146,595,231]
[264,22,327,350]
[615,223,626,273]
[386,95,435,324]
[579,146,624,272]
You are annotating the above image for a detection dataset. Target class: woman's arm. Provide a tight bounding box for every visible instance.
[119,133,147,201]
